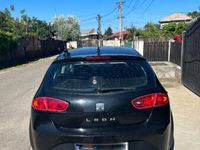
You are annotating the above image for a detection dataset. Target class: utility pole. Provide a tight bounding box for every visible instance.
[97,14,102,48]
[118,0,125,46]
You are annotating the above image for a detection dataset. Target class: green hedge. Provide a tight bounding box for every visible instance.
[0,31,18,54]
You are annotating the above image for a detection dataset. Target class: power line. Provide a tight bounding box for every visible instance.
[101,19,118,31]
[102,18,118,24]
[135,0,154,23]
[80,6,118,23]
[102,7,118,18]
[81,20,97,25]
[80,17,96,23]
[124,0,134,10]
[81,14,118,29]
[125,0,147,16]
[123,0,154,27]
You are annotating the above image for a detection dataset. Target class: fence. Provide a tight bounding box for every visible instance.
[133,38,182,66]
[0,38,65,69]
[182,17,200,96]
[80,40,98,47]
[80,40,132,48]
[0,47,26,69]
[170,41,182,66]
[143,39,169,61]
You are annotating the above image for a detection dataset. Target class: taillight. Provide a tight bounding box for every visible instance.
[32,97,69,112]
[131,93,169,110]
[85,56,111,61]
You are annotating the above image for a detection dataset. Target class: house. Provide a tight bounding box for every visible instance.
[80,29,98,41]
[159,13,192,28]
[106,31,129,40]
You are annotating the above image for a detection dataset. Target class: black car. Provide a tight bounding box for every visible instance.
[29,47,174,150]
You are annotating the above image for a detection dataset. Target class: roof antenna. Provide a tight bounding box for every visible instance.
[97,45,100,56]
[97,14,102,56]
[97,34,101,56]
[63,41,70,57]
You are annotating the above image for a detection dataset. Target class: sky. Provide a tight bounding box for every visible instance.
[0,0,199,32]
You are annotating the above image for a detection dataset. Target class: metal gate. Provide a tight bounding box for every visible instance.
[182,17,200,96]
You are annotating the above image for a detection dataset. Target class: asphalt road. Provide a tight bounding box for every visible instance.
[0,58,53,150]
[0,56,200,150]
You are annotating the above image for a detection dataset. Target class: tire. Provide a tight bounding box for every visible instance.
[169,139,174,150]
[169,113,174,150]
[29,146,33,150]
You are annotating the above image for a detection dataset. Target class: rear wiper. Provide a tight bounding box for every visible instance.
[97,87,135,93]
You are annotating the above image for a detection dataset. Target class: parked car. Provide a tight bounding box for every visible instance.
[29,47,174,150]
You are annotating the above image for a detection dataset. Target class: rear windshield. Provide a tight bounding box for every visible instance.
[43,60,156,94]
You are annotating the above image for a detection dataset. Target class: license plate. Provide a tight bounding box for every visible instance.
[75,143,128,150]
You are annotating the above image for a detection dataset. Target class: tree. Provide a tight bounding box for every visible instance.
[187,7,200,18]
[4,8,11,17]
[0,29,18,54]
[10,5,15,12]
[52,16,80,41]
[142,22,162,38]
[36,27,52,40]
[162,22,188,38]
[126,21,188,40]
[28,17,54,40]
[0,5,57,54]
[20,9,29,33]
[104,27,113,37]
[0,8,18,34]
[144,22,160,32]
[127,25,143,41]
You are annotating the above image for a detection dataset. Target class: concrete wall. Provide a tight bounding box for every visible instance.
[103,40,121,47]
[150,61,181,82]
[67,41,78,49]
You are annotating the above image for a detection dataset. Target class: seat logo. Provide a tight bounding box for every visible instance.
[85,117,116,123]
[96,103,104,112]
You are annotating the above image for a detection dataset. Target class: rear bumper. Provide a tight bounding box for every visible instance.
[30,120,173,150]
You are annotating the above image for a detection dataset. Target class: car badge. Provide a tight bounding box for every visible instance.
[92,78,97,85]
[96,103,104,112]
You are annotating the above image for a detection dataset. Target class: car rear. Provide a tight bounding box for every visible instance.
[29,52,174,150]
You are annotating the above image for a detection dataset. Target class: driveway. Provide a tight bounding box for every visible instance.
[0,56,199,150]
[167,84,200,150]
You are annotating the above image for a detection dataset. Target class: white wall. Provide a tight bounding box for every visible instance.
[133,40,144,56]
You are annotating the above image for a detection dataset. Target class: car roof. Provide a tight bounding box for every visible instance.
[56,46,143,61]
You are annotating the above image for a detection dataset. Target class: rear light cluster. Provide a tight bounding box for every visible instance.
[131,93,169,110]
[32,97,69,112]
